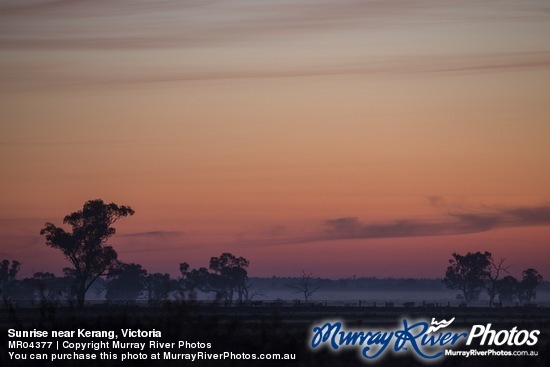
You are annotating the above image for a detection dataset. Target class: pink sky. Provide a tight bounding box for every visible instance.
[1,0,549,279]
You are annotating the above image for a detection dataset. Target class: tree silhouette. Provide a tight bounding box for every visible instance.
[242,280,264,301]
[106,263,147,301]
[145,273,176,301]
[0,259,20,304]
[178,262,208,299]
[496,275,519,304]
[288,270,321,302]
[486,256,510,307]
[31,272,71,303]
[40,199,134,307]
[180,265,212,294]
[209,253,249,303]
[519,268,543,303]
[443,251,491,304]
[180,253,250,303]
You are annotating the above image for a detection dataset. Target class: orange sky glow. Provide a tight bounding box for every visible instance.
[1,0,549,279]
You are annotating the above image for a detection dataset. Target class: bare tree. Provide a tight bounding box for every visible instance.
[243,281,265,302]
[486,256,510,306]
[288,271,321,302]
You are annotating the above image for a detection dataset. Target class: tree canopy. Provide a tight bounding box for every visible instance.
[519,268,543,303]
[0,259,20,303]
[443,251,491,303]
[40,199,134,307]
[106,263,147,301]
[180,252,250,303]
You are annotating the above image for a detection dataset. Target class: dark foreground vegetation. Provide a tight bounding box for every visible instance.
[1,301,549,367]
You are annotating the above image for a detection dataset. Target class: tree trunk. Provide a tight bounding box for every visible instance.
[76,280,86,308]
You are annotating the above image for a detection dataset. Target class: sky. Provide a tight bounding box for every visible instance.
[1,0,549,279]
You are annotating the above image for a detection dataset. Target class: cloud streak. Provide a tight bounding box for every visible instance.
[0,0,467,50]
[4,51,550,92]
[120,231,186,239]
[1,0,548,50]
[2,0,550,91]
[242,204,550,246]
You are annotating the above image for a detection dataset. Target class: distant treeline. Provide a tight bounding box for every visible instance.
[249,276,550,293]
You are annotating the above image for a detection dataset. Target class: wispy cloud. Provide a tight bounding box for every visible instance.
[120,231,185,239]
[4,51,550,92]
[2,1,550,91]
[238,204,550,246]
[1,0,548,50]
[0,0,454,50]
